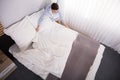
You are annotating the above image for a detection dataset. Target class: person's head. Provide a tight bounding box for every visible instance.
[51,3,59,13]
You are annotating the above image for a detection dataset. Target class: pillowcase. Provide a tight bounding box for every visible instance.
[4,16,36,51]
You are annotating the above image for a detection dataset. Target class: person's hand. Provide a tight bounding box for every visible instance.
[56,20,60,24]
[64,24,69,28]
[36,25,40,32]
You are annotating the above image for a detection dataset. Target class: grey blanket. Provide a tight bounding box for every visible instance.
[61,34,100,80]
[46,34,100,80]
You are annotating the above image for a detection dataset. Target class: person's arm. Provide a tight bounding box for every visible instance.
[57,20,69,28]
[36,12,45,32]
[56,11,69,28]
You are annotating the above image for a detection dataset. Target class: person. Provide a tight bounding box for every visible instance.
[36,3,61,32]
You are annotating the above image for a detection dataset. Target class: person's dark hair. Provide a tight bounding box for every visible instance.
[51,3,59,10]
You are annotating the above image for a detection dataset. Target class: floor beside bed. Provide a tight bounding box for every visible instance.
[95,46,120,80]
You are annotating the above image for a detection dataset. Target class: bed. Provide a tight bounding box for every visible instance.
[1,0,105,80]
[3,9,105,80]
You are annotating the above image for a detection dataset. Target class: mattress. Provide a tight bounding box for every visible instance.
[9,43,105,80]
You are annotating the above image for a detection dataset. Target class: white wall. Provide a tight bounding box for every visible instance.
[58,0,120,53]
[0,0,50,28]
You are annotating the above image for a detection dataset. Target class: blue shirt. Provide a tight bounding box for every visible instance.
[38,5,61,25]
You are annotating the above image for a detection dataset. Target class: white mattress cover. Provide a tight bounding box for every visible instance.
[9,43,105,80]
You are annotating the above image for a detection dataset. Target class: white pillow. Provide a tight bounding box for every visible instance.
[4,16,36,51]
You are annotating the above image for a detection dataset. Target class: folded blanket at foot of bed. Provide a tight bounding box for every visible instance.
[47,33,100,80]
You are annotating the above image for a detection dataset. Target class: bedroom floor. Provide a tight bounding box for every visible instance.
[4,46,120,80]
[95,46,120,80]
